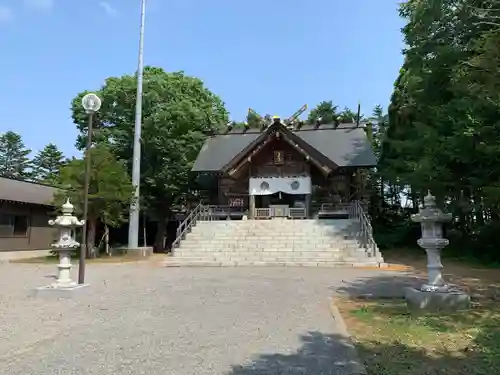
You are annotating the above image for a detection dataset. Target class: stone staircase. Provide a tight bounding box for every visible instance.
[165,218,384,267]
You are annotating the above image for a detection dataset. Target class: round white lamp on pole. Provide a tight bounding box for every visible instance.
[79,93,101,284]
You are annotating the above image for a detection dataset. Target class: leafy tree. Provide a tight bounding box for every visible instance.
[374,0,500,262]
[247,110,262,128]
[307,101,338,124]
[337,107,359,123]
[54,145,134,257]
[0,131,32,180]
[69,67,229,249]
[31,143,65,185]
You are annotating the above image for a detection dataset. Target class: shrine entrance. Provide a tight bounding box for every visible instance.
[249,177,311,219]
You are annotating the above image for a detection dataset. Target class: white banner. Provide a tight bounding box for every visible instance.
[249,177,311,195]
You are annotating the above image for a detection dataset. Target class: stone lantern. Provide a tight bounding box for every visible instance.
[33,199,88,297]
[405,191,470,311]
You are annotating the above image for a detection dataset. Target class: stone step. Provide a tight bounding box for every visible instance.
[177,242,364,252]
[179,240,358,247]
[169,256,373,264]
[191,220,352,227]
[169,218,383,267]
[173,250,350,258]
[184,235,351,241]
[173,256,373,263]
[183,238,358,244]
[171,255,353,261]
[192,222,350,226]
[188,229,350,235]
[164,259,381,268]
[173,252,371,260]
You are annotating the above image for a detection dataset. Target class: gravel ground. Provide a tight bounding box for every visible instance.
[0,262,386,375]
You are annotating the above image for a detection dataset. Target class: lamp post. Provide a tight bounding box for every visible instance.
[79,93,102,284]
[128,0,147,249]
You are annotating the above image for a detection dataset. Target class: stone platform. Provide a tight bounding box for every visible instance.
[32,284,90,299]
[168,219,384,267]
[405,287,471,312]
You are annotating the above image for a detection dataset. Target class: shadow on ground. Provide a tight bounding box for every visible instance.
[335,263,500,301]
[226,331,362,375]
[335,272,424,299]
[224,327,500,375]
[382,252,500,301]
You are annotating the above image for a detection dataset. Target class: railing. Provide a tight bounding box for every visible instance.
[172,203,211,249]
[289,207,307,219]
[253,206,307,219]
[255,208,271,219]
[206,205,247,219]
[172,204,250,250]
[348,200,381,260]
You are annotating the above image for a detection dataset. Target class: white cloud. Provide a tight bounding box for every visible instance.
[98,1,117,17]
[0,5,14,24]
[23,0,54,11]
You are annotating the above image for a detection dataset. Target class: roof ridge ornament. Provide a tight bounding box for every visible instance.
[285,104,307,127]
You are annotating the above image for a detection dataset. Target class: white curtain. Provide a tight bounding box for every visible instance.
[249,177,311,195]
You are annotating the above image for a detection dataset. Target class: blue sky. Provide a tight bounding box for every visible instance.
[0,0,405,158]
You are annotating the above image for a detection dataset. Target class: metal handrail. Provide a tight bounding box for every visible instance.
[171,204,249,249]
[172,202,208,249]
[348,200,382,259]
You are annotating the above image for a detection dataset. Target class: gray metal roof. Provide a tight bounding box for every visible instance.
[192,123,377,172]
[192,132,261,172]
[0,177,58,206]
[295,126,377,167]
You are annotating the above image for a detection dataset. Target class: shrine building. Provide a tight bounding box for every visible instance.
[191,116,376,220]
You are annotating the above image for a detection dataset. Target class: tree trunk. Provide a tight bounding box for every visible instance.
[104,224,110,256]
[87,218,98,258]
[143,214,147,247]
[154,218,166,253]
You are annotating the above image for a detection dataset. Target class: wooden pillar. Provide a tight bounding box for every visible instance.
[249,195,255,219]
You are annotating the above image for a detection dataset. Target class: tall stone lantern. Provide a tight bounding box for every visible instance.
[412,191,452,292]
[33,199,88,297]
[405,191,470,311]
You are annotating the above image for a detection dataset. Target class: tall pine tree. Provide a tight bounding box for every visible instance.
[31,143,65,185]
[0,131,32,180]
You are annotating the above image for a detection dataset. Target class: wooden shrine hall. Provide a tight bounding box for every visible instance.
[191,109,377,220]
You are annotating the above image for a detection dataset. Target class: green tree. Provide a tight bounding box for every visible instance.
[0,131,32,180]
[337,107,358,123]
[55,145,134,257]
[31,143,65,185]
[69,67,229,249]
[247,110,262,128]
[307,101,338,125]
[374,0,500,261]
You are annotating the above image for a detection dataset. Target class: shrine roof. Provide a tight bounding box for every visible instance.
[192,123,377,172]
[0,177,58,206]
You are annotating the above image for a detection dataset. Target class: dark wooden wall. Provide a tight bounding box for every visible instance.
[0,201,56,251]
[213,137,371,208]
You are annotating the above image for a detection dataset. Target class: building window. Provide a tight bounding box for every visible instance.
[0,214,29,237]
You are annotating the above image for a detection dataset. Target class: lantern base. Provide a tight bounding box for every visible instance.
[31,283,90,299]
[404,287,470,312]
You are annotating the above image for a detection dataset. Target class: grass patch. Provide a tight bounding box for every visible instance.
[337,298,500,375]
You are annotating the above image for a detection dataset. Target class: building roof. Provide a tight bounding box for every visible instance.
[192,123,377,172]
[0,177,58,206]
